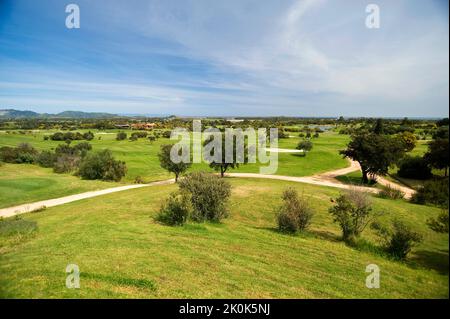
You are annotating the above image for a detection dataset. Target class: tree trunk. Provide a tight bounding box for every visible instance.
[361,167,369,184]
[220,166,225,178]
[175,173,178,182]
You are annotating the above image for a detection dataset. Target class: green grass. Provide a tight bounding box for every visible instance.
[0,164,118,208]
[0,130,349,182]
[0,178,447,298]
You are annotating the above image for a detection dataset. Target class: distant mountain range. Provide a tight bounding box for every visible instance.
[0,109,119,119]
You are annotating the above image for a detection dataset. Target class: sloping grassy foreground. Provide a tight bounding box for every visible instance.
[0,178,448,298]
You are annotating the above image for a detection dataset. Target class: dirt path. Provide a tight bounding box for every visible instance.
[0,158,415,218]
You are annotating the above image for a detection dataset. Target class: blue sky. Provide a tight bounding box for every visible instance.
[0,0,448,117]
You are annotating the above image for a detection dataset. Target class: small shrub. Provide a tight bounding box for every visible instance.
[36,150,57,168]
[156,191,191,226]
[329,188,376,243]
[134,176,145,184]
[116,132,127,141]
[397,156,432,180]
[277,188,314,233]
[378,185,404,200]
[427,210,449,233]
[410,178,449,208]
[178,172,231,222]
[53,154,80,173]
[82,131,95,141]
[371,220,422,260]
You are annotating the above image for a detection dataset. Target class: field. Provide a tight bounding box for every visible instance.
[0,128,448,299]
[0,178,447,298]
[0,130,349,207]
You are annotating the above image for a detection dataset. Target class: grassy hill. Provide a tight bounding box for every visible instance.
[0,178,447,298]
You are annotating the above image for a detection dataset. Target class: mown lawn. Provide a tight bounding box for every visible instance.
[0,164,118,209]
[0,178,447,298]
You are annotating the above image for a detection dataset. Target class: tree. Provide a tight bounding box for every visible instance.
[373,118,384,134]
[340,132,405,183]
[424,138,449,176]
[203,132,248,177]
[158,144,191,182]
[398,131,417,152]
[296,140,313,152]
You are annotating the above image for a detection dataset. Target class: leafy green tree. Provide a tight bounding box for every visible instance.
[158,144,191,182]
[424,138,449,176]
[398,131,417,152]
[373,118,384,134]
[203,132,248,177]
[340,133,405,183]
[296,140,313,152]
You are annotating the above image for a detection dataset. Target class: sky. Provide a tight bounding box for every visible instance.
[0,0,448,117]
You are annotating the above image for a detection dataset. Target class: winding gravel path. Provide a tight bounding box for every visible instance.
[0,158,415,218]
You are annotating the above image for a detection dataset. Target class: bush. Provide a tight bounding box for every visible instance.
[53,154,80,173]
[371,220,422,260]
[116,132,127,141]
[397,156,432,180]
[277,188,314,233]
[36,150,57,168]
[156,191,191,226]
[410,178,449,208]
[178,172,231,222]
[78,149,127,181]
[329,189,376,243]
[296,140,313,152]
[0,143,38,163]
[427,210,449,233]
[378,185,405,200]
[162,130,172,138]
[83,131,95,141]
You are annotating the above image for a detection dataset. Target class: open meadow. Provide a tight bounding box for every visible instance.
[0,178,448,298]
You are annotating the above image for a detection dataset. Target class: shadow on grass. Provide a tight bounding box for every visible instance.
[335,175,377,187]
[408,249,449,275]
[309,229,341,242]
[83,272,157,291]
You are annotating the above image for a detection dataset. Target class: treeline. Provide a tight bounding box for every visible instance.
[0,142,126,181]
[0,116,445,131]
